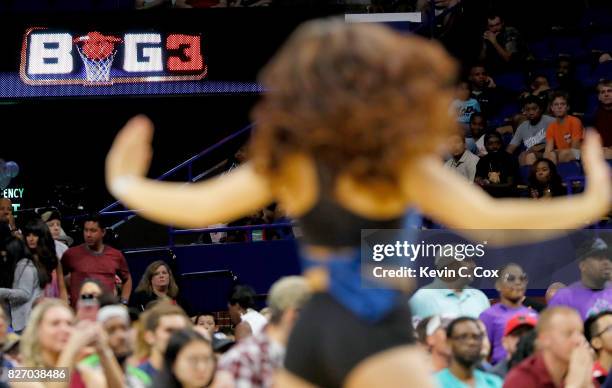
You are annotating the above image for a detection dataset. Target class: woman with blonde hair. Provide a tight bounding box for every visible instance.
[15,299,96,387]
[105,19,610,388]
[130,261,179,312]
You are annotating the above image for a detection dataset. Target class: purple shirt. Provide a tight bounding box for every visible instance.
[548,281,612,319]
[479,303,535,365]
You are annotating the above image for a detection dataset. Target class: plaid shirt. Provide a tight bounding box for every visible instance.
[218,330,284,388]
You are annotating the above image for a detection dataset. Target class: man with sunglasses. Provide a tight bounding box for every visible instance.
[585,310,612,385]
[435,317,503,388]
[548,238,612,319]
[480,263,535,365]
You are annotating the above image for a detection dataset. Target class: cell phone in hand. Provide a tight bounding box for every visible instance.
[76,297,99,322]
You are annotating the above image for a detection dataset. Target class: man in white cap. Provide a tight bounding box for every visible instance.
[74,303,151,388]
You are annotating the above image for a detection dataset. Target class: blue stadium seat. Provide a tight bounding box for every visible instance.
[592,61,612,83]
[551,36,587,58]
[585,93,600,118]
[519,165,531,184]
[529,39,554,61]
[495,72,526,94]
[557,161,584,180]
[581,8,612,29]
[576,63,593,83]
[588,33,612,53]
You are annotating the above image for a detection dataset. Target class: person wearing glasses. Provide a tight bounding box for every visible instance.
[584,310,612,385]
[436,317,502,388]
[479,263,536,365]
[548,238,612,319]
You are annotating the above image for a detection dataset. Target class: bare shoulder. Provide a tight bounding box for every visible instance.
[344,345,436,388]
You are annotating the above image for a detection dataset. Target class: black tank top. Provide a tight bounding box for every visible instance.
[284,292,415,388]
[297,163,403,248]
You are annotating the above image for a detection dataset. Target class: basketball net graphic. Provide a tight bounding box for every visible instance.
[74,32,122,84]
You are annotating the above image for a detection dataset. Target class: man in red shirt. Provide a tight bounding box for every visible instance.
[504,306,594,388]
[62,215,132,307]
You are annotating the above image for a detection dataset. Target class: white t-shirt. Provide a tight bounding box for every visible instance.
[241,308,268,335]
[54,240,69,259]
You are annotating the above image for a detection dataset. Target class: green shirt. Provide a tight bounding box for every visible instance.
[79,354,152,387]
[435,368,502,388]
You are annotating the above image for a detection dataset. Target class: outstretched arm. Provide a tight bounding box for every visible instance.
[402,130,610,242]
[105,115,273,228]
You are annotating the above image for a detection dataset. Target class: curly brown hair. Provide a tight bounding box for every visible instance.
[251,19,458,189]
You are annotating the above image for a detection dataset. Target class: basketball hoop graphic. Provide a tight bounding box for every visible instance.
[73,32,122,84]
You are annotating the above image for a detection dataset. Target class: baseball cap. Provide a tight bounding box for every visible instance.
[504,313,538,337]
[40,210,61,223]
[578,238,612,261]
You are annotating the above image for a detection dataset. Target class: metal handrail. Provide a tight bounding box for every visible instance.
[171,222,295,235]
[98,122,254,214]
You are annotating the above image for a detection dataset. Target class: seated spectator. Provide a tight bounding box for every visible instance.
[228,285,267,340]
[444,134,480,182]
[0,198,19,240]
[490,313,537,378]
[72,304,148,388]
[74,279,105,323]
[139,302,191,379]
[480,263,536,365]
[527,158,566,199]
[468,113,488,157]
[415,315,452,373]
[0,238,44,334]
[130,261,180,312]
[465,112,487,157]
[520,74,552,111]
[475,320,493,372]
[469,65,503,119]
[194,313,218,339]
[585,310,612,384]
[19,299,100,375]
[592,79,612,158]
[555,56,587,114]
[544,92,584,164]
[153,329,216,388]
[506,328,537,371]
[453,80,481,132]
[475,132,520,197]
[479,13,525,74]
[62,215,132,308]
[545,282,566,304]
[41,210,74,248]
[219,276,311,387]
[0,307,14,384]
[435,317,503,388]
[23,219,67,302]
[548,238,612,319]
[506,96,555,166]
[410,256,490,322]
[504,307,592,388]
[78,278,104,300]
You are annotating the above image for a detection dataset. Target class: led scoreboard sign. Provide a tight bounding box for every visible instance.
[20,28,206,86]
